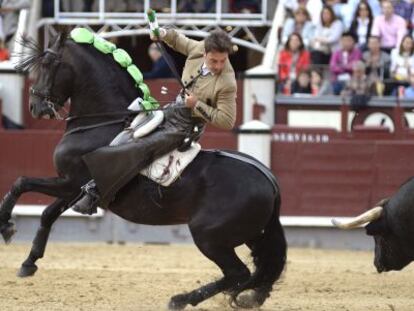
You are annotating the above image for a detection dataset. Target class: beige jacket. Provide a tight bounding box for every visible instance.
[162,29,237,130]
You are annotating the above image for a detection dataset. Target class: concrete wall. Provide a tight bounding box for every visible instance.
[9,207,374,250]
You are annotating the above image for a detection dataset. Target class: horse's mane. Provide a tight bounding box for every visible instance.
[15,31,142,102]
[14,36,45,73]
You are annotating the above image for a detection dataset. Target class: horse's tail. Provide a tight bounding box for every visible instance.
[237,194,287,307]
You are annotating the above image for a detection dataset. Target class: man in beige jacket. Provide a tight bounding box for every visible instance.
[70,29,237,215]
[159,28,237,129]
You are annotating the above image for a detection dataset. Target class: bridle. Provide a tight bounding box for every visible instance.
[30,46,139,124]
[29,48,67,120]
[29,86,65,120]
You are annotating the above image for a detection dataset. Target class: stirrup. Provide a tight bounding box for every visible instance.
[71,193,99,215]
[70,181,100,215]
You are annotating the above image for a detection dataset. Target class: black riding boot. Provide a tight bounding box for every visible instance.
[70,180,100,215]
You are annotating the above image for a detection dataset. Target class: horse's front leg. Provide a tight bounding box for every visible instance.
[18,198,71,277]
[0,176,78,243]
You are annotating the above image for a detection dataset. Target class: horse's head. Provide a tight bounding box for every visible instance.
[18,30,144,121]
[17,33,73,119]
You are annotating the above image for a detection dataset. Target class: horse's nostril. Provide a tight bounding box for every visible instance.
[29,104,34,113]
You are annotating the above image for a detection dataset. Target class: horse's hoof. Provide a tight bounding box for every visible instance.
[17,264,38,278]
[168,294,188,310]
[0,222,16,244]
[234,290,261,309]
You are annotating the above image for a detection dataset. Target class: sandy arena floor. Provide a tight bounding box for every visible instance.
[0,243,413,311]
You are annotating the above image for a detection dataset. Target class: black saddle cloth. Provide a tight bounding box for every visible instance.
[83,103,199,207]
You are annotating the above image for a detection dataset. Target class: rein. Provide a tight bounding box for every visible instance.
[65,110,138,122]
[64,118,127,137]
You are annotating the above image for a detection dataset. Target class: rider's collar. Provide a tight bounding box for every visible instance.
[201,63,213,76]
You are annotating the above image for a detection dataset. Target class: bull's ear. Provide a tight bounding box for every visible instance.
[365,219,389,236]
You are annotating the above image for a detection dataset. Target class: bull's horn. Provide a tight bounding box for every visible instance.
[331,206,383,229]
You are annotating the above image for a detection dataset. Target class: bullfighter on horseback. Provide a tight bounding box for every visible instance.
[70,28,237,215]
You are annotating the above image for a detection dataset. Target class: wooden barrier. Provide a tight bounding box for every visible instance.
[0,130,237,205]
[271,125,414,217]
[4,90,414,217]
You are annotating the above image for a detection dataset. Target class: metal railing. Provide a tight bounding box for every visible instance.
[51,0,271,26]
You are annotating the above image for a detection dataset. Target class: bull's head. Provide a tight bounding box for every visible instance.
[332,198,414,272]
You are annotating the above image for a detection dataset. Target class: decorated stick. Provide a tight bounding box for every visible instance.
[147,9,160,38]
[146,8,188,92]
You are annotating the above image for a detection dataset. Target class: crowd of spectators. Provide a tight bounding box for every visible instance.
[0,0,30,62]
[277,0,414,99]
[54,0,261,14]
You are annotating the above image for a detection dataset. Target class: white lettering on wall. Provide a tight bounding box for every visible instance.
[273,132,330,143]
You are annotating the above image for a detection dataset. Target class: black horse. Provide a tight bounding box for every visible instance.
[0,33,286,309]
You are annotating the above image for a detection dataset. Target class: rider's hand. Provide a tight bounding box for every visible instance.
[150,28,167,41]
[185,92,198,108]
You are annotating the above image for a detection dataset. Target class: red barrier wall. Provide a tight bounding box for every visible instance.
[0,130,62,205]
[0,130,237,205]
[271,137,414,216]
[2,125,414,217]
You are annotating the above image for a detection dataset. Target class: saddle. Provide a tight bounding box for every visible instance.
[110,97,201,187]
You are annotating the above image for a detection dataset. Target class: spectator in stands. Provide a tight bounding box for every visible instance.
[342,61,377,108]
[330,0,380,30]
[310,67,332,95]
[42,0,54,17]
[0,0,31,47]
[371,0,407,53]
[178,0,199,12]
[325,0,349,27]
[230,0,260,13]
[390,0,413,27]
[0,14,4,44]
[178,0,213,13]
[330,32,362,95]
[278,33,311,94]
[282,0,323,26]
[363,36,391,94]
[0,39,9,61]
[342,61,375,94]
[83,0,95,12]
[291,69,312,94]
[390,34,414,83]
[403,72,414,98]
[203,0,215,12]
[349,1,374,51]
[310,5,344,65]
[281,7,315,48]
[0,0,30,44]
[143,43,173,79]
[347,0,382,22]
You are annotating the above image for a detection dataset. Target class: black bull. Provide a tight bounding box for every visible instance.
[0,34,287,309]
[333,177,414,272]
